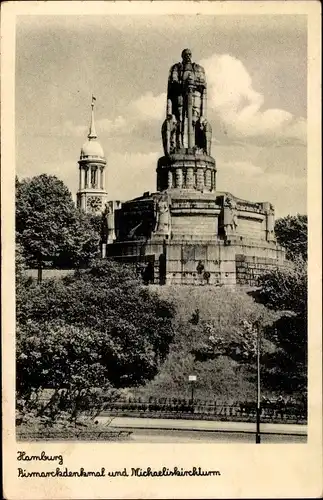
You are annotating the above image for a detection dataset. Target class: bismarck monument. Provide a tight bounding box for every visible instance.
[103,49,286,286]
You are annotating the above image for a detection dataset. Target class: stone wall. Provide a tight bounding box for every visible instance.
[106,237,286,287]
[236,254,280,285]
[171,214,218,240]
[236,214,266,240]
[165,241,236,286]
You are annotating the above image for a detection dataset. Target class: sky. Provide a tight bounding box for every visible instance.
[16,14,307,217]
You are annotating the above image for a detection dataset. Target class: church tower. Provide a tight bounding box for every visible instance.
[76,96,107,214]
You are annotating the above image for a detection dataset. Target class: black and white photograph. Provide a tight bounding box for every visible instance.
[1,1,322,499]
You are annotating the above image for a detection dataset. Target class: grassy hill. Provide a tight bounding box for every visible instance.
[133,285,281,403]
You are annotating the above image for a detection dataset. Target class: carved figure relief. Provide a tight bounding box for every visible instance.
[161,114,178,155]
[101,202,116,242]
[223,197,238,237]
[266,204,275,242]
[195,117,212,155]
[155,198,170,235]
[101,203,110,241]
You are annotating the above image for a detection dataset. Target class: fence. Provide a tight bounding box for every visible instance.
[17,429,132,441]
[100,397,307,424]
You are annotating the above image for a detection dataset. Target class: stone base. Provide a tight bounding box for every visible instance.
[106,187,286,287]
[107,237,286,287]
[157,153,216,192]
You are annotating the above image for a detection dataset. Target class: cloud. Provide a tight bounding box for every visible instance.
[107,151,158,200]
[55,92,165,146]
[42,51,306,216]
[52,120,87,137]
[217,158,306,217]
[55,52,306,149]
[129,92,166,122]
[221,160,264,177]
[20,151,159,204]
[201,53,306,145]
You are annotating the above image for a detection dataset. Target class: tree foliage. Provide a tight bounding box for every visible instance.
[145,351,257,402]
[257,259,307,314]
[261,314,307,394]
[16,260,176,416]
[16,321,116,425]
[16,175,100,277]
[256,259,307,395]
[275,214,307,261]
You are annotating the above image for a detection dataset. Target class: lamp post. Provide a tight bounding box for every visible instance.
[255,321,261,444]
[188,375,197,407]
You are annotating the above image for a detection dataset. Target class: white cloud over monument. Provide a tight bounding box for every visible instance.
[60,52,306,149]
[200,53,306,145]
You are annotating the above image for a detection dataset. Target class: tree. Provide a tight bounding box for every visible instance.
[275,214,307,261]
[256,260,307,395]
[15,240,26,279]
[51,211,101,269]
[16,260,176,394]
[256,259,307,315]
[16,175,100,282]
[16,320,119,425]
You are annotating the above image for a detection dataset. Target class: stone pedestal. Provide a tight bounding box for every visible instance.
[157,153,216,193]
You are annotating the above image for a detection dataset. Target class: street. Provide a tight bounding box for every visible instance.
[96,416,307,443]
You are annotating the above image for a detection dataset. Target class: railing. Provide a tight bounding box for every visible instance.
[17,429,132,441]
[100,398,307,424]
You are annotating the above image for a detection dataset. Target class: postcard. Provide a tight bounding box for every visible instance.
[1,1,322,498]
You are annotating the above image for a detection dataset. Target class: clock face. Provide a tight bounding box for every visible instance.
[87,196,102,213]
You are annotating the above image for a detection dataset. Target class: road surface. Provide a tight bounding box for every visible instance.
[96,416,307,443]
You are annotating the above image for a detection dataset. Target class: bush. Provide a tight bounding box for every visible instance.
[16,260,176,424]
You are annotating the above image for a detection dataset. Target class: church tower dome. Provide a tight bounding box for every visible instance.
[80,138,105,159]
[80,103,105,159]
[76,96,108,214]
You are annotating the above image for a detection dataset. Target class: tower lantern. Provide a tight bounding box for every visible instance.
[76,96,108,214]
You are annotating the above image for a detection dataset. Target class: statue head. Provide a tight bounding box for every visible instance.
[199,117,207,129]
[158,200,168,214]
[224,196,236,210]
[181,48,192,64]
[104,202,111,215]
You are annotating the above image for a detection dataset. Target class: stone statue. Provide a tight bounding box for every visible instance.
[161,114,178,155]
[155,197,170,235]
[266,203,275,242]
[101,203,110,242]
[165,49,211,152]
[102,202,116,243]
[195,117,212,155]
[223,197,238,238]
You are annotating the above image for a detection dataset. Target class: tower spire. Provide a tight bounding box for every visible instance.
[88,94,97,139]
[77,93,108,214]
